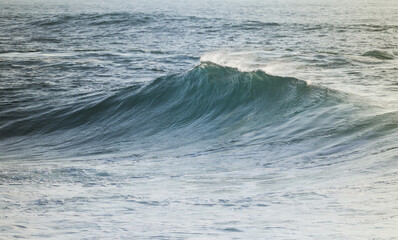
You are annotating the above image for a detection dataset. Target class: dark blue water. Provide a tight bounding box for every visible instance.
[1,0,398,239]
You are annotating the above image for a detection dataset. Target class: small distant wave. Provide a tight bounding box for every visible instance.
[88,12,151,26]
[354,24,398,32]
[31,12,154,28]
[362,50,395,60]
[127,49,169,55]
[30,37,61,43]
[228,20,280,30]
[241,20,279,27]
[302,25,325,31]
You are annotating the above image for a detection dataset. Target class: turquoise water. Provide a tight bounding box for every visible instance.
[1,0,398,239]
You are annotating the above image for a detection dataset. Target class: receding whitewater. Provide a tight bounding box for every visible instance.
[1,0,398,239]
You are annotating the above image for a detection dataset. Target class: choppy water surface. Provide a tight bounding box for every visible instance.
[1,0,398,239]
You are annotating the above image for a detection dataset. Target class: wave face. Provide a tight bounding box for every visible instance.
[1,62,395,160]
[0,62,322,136]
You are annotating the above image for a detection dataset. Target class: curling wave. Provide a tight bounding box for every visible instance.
[1,62,396,158]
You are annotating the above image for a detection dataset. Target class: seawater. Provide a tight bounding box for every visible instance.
[0,0,397,239]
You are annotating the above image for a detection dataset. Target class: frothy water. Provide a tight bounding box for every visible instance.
[1,0,398,239]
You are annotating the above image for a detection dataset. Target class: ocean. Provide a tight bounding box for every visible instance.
[1,0,397,238]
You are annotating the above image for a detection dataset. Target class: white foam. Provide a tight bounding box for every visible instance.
[200,51,301,78]
[200,51,256,72]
